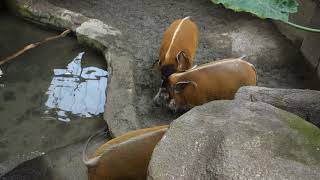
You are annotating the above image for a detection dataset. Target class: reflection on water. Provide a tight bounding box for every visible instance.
[44,52,108,122]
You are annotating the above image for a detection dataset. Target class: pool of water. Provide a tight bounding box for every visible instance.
[0,10,107,175]
[44,51,108,122]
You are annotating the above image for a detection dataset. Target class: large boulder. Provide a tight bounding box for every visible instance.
[235,86,320,127]
[148,100,320,180]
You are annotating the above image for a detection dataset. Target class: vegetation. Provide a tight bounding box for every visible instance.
[211,0,320,32]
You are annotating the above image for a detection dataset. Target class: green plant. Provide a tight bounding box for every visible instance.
[211,0,320,32]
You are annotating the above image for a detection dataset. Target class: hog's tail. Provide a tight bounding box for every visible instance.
[184,16,191,20]
[238,55,258,85]
[239,55,247,60]
[82,129,107,167]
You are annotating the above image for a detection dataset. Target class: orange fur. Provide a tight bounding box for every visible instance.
[156,17,198,76]
[167,58,257,107]
[84,125,169,180]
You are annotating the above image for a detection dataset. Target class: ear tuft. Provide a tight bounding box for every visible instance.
[152,59,160,70]
[176,51,190,71]
[174,81,189,93]
[174,81,198,94]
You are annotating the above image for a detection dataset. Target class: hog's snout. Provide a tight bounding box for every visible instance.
[153,87,170,107]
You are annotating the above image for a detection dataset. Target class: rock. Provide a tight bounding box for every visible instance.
[235,86,320,127]
[5,0,89,31]
[301,8,320,74]
[272,0,320,79]
[148,100,320,180]
[5,0,121,52]
[103,50,140,137]
[272,0,317,45]
[76,19,121,52]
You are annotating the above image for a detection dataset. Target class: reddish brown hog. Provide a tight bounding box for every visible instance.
[83,125,169,180]
[164,58,257,110]
[154,16,198,78]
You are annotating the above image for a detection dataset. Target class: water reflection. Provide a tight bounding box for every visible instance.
[44,52,108,122]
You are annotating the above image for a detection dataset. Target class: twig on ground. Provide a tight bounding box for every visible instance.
[0,29,71,66]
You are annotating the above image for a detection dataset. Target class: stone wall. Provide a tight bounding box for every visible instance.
[274,0,320,79]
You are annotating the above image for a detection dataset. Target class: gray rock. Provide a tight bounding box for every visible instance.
[103,50,140,137]
[273,0,320,80]
[301,8,320,74]
[5,0,89,31]
[272,0,318,45]
[102,46,175,137]
[76,19,121,51]
[5,0,121,52]
[148,100,320,180]
[235,86,320,127]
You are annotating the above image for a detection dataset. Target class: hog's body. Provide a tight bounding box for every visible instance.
[165,58,257,110]
[83,125,168,180]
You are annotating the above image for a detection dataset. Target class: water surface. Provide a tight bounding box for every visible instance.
[0,10,107,174]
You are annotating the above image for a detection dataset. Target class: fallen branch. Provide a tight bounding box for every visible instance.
[0,29,71,66]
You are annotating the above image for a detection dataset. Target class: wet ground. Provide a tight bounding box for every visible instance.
[0,10,108,175]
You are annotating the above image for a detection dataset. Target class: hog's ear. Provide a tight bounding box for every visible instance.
[174,81,197,94]
[176,51,190,71]
[152,59,160,70]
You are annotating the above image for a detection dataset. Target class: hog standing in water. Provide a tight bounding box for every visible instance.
[154,58,257,111]
[83,125,168,180]
[154,16,198,79]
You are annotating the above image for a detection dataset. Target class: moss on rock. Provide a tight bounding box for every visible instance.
[279,111,320,163]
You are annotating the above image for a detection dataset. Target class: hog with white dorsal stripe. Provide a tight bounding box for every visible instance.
[153,16,198,79]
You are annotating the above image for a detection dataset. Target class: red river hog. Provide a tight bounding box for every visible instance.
[83,125,169,180]
[154,16,198,79]
[155,58,257,111]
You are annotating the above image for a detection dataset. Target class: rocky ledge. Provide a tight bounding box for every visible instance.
[236,86,320,127]
[149,100,320,180]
